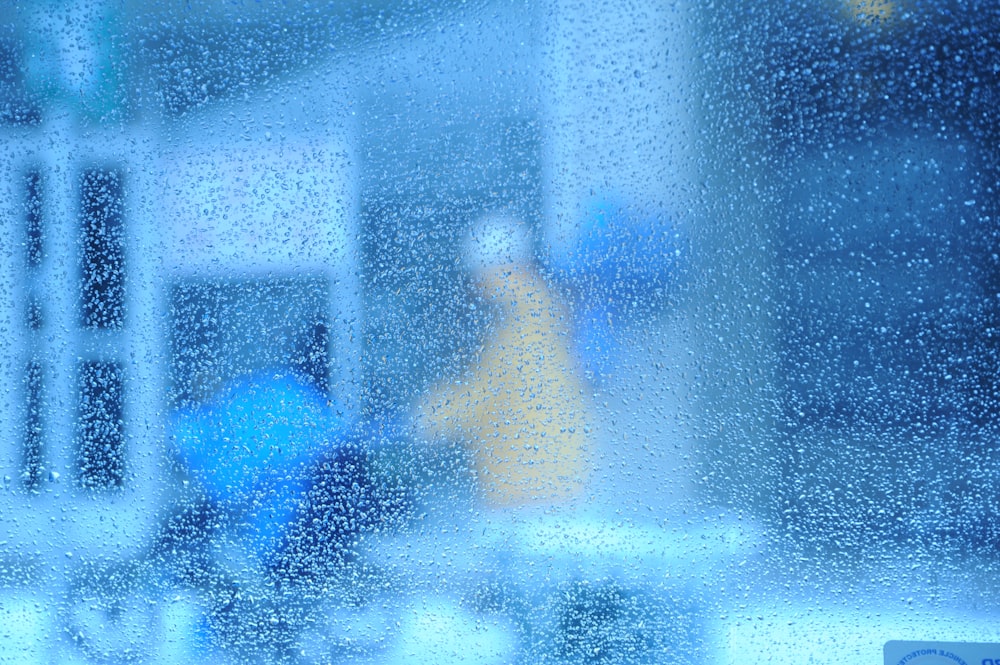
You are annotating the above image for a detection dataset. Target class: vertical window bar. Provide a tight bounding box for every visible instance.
[25,169,43,269]
[26,297,42,330]
[78,361,125,489]
[80,169,125,329]
[294,320,331,395]
[23,360,43,491]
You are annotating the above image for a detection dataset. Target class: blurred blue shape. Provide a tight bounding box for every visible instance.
[550,196,685,296]
[171,372,347,559]
[548,195,687,382]
[271,417,414,584]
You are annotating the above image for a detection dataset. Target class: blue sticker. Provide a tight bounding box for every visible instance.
[885,641,1000,665]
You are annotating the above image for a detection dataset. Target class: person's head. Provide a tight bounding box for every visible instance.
[463,212,534,282]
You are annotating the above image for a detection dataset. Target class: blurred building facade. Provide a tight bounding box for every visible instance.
[0,1,702,662]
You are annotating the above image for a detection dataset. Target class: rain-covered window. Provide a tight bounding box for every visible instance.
[2,2,999,663]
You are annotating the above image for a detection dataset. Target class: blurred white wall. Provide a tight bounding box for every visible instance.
[540,0,702,513]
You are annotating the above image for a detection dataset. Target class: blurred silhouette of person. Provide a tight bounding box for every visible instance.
[418,213,592,507]
[169,371,344,565]
[162,370,411,661]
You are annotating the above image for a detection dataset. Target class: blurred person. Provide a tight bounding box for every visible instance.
[417,213,593,507]
[163,371,408,660]
[168,370,345,568]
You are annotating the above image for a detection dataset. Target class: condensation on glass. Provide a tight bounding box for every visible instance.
[0,2,998,664]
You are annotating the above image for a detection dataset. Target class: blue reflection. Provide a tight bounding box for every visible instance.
[171,371,345,560]
[548,195,688,384]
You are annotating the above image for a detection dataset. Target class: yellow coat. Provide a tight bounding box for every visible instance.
[419,266,591,507]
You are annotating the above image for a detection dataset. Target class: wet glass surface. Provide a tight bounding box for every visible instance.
[1,1,999,663]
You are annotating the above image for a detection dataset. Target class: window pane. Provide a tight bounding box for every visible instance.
[80,168,125,330]
[77,360,125,489]
[1,1,998,664]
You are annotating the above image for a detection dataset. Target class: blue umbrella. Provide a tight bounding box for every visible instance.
[171,371,347,560]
